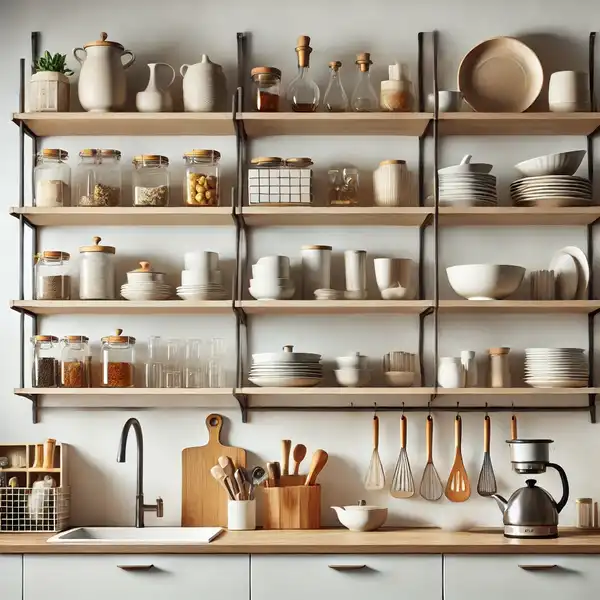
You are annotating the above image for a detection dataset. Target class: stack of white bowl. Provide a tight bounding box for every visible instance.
[335,353,371,387]
[178,251,227,301]
[383,351,417,387]
[249,256,295,300]
[525,348,588,388]
[121,261,172,301]
[438,154,497,207]
[374,258,417,300]
[249,345,322,387]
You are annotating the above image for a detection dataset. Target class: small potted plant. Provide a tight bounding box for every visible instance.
[29,51,74,112]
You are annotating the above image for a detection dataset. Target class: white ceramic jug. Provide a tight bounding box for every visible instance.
[74,32,135,112]
[136,63,175,112]
[181,54,226,112]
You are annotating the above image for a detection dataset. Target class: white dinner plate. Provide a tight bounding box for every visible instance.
[548,251,579,300]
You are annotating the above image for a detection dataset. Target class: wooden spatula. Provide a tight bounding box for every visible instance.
[305,450,328,486]
[445,415,471,502]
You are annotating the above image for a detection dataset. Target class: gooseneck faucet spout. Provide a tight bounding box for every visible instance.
[117,418,163,528]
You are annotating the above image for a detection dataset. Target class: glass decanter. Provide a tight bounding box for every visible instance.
[351,52,378,112]
[323,61,349,112]
[287,35,320,112]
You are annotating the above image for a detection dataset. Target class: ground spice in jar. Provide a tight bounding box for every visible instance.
[33,357,59,387]
[257,91,279,111]
[103,362,134,387]
[134,185,168,206]
[79,183,120,207]
[61,360,89,388]
[37,275,71,300]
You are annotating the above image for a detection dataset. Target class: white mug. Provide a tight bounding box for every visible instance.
[256,255,290,280]
[227,499,256,531]
[184,251,219,272]
[374,258,416,298]
[438,357,464,388]
[181,269,221,286]
[344,250,367,291]
[549,71,590,112]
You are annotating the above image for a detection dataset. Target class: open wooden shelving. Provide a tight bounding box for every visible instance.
[437,387,600,396]
[238,387,433,396]
[438,300,600,314]
[439,207,600,227]
[236,300,432,315]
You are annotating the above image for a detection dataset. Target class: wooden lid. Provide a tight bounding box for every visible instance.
[286,157,313,167]
[79,148,98,157]
[41,149,68,160]
[39,250,70,261]
[379,159,406,166]
[302,245,332,250]
[329,61,342,70]
[488,347,510,355]
[102,328,136,344]
[32,335,58,343]
[84,32,124,50]
[183,149,221,160]
[62,335,89,343]
[132,154,169,166]
[356,52,373,64]
[251,66,281,78]
[100,149,121,159]
[79,236,115,254]
[296,35,311,48]
[132,261,152,272]
[251,157,283,166]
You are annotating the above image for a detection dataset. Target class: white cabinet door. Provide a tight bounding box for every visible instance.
[252,555,442,600]
[24,555,249,600]
[0,556,22,600]
[445,555,600,600]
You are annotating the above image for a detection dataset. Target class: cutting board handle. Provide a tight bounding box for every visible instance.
[206,413,223,443]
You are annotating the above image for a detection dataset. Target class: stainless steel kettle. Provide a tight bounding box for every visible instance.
[492,465,569,539]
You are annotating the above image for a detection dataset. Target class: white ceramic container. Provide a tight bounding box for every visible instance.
[136,63,175,112]
[74,32,135,112]
[438,356,463,388]
[331,505,388,532]
[29,71,70,112]
[227,500,256,531]
[446,264,526,300]
[181,54,226,112]
[334,369,371,387]
[184,251,219,272]
[460,350,477,387]
[335,352,368,370]
[301,245,332,299]
[549,71,590,112]
[256,255,290,280]
[426,90,463,112]
[344,250,367,292]
[373,160,411,207]
[182,269,221,286]
[374,257,416,299]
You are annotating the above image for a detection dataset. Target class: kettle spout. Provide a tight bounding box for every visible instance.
[491,494,508,513]
[330,506,345,516]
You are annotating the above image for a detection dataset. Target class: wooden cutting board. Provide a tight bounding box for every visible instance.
[181,413,247,527]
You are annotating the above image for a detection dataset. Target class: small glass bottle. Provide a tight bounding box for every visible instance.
[183,150,220,206]
[60,336,91,388]
[101,329,136,388]
[287,35,320,112]
[576,498,593,529]
[351,53,379,112]
[250,67,281,112]
[31,335,59,388]
[132,155,170,207]
[34,149,70,208]
[323,61,349,112]
[35,250,71,300]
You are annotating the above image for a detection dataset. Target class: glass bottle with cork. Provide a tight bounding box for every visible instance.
[60,336,91,388]
[101,329,136,387]
[250,67,281,111]
[287,35,320,112]
[323,61,349,112]
[351,52,378,112]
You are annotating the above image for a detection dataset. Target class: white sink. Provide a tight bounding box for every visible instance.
[47,527,224,544]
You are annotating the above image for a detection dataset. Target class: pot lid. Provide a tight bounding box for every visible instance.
[252,345,321,364]
[31,335,58,343]
[79,236,115,254]
[102,328,136,344]
[37,250,70,261]
[507,439,554,444]
[84,32,124,50]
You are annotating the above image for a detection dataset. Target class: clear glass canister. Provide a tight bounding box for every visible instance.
[74,148,99,206]
[101,329,136,387]
[96,149,122,206]
[31,335,59,388]
[79,236,116,300]
[251,67,281,112]
[35,250,71,300]
[183,150,220,206]
[34,149,70,208]
[132,155,170,207]
[60,335,91,388]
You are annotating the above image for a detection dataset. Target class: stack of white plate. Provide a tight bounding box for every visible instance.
[438,173,498,207]
[525,348,588,388]
[249,345,323,388]
[510,175,592,207]
[177,284,227,301]
[121,282,173,301]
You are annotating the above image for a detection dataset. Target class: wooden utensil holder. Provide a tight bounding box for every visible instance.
[262,475,321,530]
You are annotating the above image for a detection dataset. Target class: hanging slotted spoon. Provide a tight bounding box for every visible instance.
[391,414,415,498]
[477,415,497,497]
[445,415,471,502]
[419,415,444,501]
[364,415,385,490]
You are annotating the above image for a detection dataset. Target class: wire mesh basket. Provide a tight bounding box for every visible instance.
[0,487,70,532]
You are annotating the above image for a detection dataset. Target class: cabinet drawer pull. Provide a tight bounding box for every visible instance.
[328,564,367,571]
[117,564,155,572]
[518,565,558,571]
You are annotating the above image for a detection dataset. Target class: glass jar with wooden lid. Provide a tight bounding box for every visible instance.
[79,236,116,300]
[34,250,71,300]
[34,149,70,208]
[31,335,59,388]
[251,67,281,112]
[60,335,91,388]
[95,149,122,206]
[183,150,220,207]
[132,154,170,207]
[101,329,136,387]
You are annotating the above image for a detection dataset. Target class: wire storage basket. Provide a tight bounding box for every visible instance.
[0,487,70,532]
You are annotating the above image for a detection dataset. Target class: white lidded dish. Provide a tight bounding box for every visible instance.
[79,236,116,300]
[252,345,321,365]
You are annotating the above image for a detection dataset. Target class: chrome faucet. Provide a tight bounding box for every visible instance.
[117,417,163,528]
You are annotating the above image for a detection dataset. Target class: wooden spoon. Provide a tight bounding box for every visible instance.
[511,414,518,440]
[292,444,307,475]
[445,415,471,502]
[281,439,292,476]
[210,465,235,500]
[304,450,329,486]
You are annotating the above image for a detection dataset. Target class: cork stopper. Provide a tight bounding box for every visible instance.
[356,52,373,73]
[295,35,313,68]
[329,61,342,71]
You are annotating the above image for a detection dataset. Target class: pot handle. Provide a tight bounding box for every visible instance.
[548,462,569,513]
[73,47,87,64]
[180,64,189,77]
[155,63,176,89]
[121,50,136,70]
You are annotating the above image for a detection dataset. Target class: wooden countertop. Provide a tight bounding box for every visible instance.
[2,528,600,554]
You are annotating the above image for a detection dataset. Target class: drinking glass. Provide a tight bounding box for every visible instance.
[185,339,205,388]
[208,337,226,388]
[144,336,163,388]
[163,338,182,388]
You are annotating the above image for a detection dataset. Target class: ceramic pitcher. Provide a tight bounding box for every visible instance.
[181,54,227,112]
[74,32,135,112]
[136,63,175,112]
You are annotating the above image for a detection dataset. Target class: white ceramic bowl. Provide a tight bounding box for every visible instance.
[249,280,295,300]
[447,264,525,300]
[384,371,415,387]
[425,90,463,112]
[331,505,388,532]
[334,369,371,387]
[335,353,368,370]
[514,150,586,177]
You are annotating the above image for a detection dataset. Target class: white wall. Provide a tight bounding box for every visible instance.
[0,0,599,529]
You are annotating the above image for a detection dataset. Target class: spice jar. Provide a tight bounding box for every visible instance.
[31,335,59,388]
[489,347,511,388]
[576,498,594,529]
[329,167,359,206]
[34,149,70,208]
[101,329,136,387]
[132,155,170,207]
[79,236,116,300]
[183,150,220,206]
[35,250,71,300]
[60,336,91,388]
[250,67,281,112]
[95,149,122,206]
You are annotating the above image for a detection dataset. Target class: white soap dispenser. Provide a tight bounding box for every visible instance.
[380,62,414,112]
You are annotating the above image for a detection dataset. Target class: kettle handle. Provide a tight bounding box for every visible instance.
[73,47,87,64]
[547,462,569,513]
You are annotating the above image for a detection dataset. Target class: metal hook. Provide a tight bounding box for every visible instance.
[456,401,460,416]
[485,401,489,418]
[373,401,377,417]
[402,401,405,416]
[428,400,432,416]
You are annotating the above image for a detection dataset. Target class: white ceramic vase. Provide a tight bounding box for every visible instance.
[136,63,175,112]
[181,54,227,112]
[344,250,367,292]
[301,245,332,299]
[29,71,70,112]
[438,357,463,388]
[373,160,411,207]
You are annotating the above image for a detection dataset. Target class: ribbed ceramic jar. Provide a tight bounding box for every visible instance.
[373,159,411,206]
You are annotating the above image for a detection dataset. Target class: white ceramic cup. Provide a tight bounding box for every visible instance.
[373,160,411,207]
[374,258,416,298]
[549,71,590,112]
[301,245,332,299]
[227,499,256,531]
[344,250,367,292]
[426,90,463,112]
[184,251,219,272]
[256,255,290,280]
[460,350,477,387]
[438,357,464,388]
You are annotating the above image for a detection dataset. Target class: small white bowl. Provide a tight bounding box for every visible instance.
[331,505,388,532]
[514,150,586,177]
[334,369,371,387]
[384,371,415,387]
[249,284,295,301]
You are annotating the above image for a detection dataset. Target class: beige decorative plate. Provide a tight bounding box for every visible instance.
[458,37,543,112]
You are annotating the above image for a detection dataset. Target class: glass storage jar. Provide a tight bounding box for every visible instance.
[95,149,122,206]
[31,335,59,388]
[79,236,116,300]
[183,150,220,206]
[74,148,99,206]
[132,155,170,207]
[101,329,136,387]
[60,335,91,388]
[34,149,70,208]
[250,67,281,111]
[35,250,71,300]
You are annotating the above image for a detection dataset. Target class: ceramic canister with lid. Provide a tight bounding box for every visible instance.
[79,236,116,300]
[373,160,411,207]
[301,245,332,299]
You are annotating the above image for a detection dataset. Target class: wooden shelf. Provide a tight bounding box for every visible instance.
[438,388,600,395]
[239,206,431,227]
[438,300,600,314]
[439,207,600,227]
[10,207,234,227]
[240,112,432,137]
[11,300,233,315]
[439,113,600,136]
[16,388,233,395]
[239,387,433,395]
[237,300,432,315]
[13,112,235,136]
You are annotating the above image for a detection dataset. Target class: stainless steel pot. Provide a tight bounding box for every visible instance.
[507,439,552,473]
